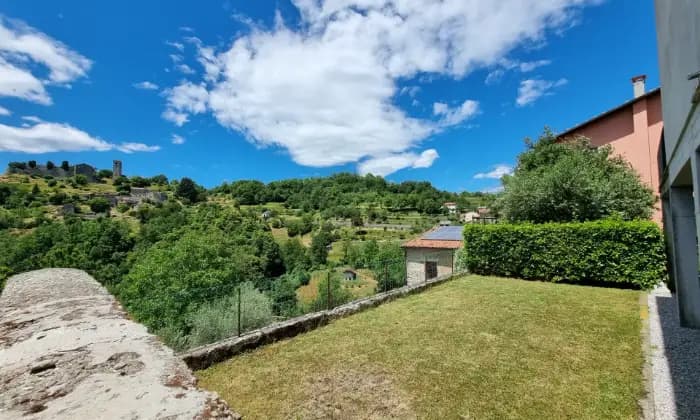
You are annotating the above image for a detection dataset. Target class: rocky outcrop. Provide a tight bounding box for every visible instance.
[0,268,239,419]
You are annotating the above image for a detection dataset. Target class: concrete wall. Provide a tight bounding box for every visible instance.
[565,92,664,224]
[655,0,700,328]
[0,269,238,419]
[405,248,455,285]
[655,0,700,159]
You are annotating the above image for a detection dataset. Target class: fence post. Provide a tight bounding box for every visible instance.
[326,270,331,310]
[384,260,389,292]
[237,285,242,337]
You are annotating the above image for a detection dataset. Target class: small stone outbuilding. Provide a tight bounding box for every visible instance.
[402,226,463,286]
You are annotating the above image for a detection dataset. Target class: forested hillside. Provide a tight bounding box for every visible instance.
[0,163,496,350]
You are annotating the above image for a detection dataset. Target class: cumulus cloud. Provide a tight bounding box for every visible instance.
[474,164,513,179]
[171,134,185,144]
[163,0,599,174]
[358,149,439,176]
[433,100,479,126]
[0,16,91,104]
[0,105,10,116]
[516,78,567,106]
[0,120,159,154]
[133,81,159,90]
[0,57,51,104]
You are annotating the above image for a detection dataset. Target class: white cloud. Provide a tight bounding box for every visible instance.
[433,100,479,126]
[518,59,551,72]
[485,59,551,85]
[169,53,183,63]
[358,149,439,176]
[133,81,159,90]
[0,120,159,154]
[0,105,10,116]
[22,115,43,123]
[166,40,185,52]
[0,57,51,104]
[163,0,599,174]
[0,16,91,105]
[116,142,161,153]
[474,164,513,179]
[400,86,420,97]
[176,63,195,74]
[171,134,185,144]
[485,69,505,85]
[516,78,567,106]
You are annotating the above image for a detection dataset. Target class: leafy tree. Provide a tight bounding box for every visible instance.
[310,230,332,266]
[61,161,70,171]
[49,192,67,205]
[280,238,311,272]
[176,177,204,203]
[97,169,113,179]
[73,174,88,186]
[150,174,168,185]
[117,228,265,331]
[89,197,111,213]
[28,160,37,169]
[269,273,300,317]
[498,129,656,223]
[130,176,151,187]
[309,272,352,311]
[46,161,55,170]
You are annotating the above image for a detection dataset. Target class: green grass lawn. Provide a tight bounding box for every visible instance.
[197,276,645,419]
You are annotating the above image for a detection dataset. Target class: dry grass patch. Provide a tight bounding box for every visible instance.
[197,276,645,419]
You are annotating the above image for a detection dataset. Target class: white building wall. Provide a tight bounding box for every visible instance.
[655,0,700,328]
[405,248,455,286]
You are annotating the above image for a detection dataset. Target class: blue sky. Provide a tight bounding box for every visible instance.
[0,0,659,192]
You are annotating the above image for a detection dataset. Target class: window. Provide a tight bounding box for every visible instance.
[425,261,438,280]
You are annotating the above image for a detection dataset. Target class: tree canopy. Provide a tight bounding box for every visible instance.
[498,129,656,223]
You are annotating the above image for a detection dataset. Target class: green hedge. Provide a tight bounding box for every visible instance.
[459,220,666,289]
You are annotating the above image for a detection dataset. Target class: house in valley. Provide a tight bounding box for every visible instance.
[556,75,663,224]
[443,202,458,214]
[402,225,463,285]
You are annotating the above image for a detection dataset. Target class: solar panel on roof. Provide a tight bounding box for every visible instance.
[422,226,463,241]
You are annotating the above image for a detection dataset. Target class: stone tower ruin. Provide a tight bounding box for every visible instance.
[113,160,122,179]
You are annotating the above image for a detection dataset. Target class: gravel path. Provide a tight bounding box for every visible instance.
[647,285,700,419]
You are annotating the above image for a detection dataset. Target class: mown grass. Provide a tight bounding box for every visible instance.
[197,275,645,419]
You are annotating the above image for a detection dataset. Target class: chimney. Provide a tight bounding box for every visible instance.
[632,75,647,98]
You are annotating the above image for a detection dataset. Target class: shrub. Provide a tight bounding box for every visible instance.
[459,220,666,289]
[47,179,57,187]
[73,174,88,186]
[89,197,111,213]
[185,282,273,348]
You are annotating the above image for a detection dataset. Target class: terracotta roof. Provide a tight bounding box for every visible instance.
[402,239,462,249]
[556,87,661,139]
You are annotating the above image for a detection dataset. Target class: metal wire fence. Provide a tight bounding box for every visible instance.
[163,258,408,351]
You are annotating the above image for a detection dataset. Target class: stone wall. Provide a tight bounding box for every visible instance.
[181,271,461,371]
[0,268,239,419]
[405,248,456,285]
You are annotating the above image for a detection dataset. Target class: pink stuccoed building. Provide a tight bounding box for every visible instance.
[557,75,663,224]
